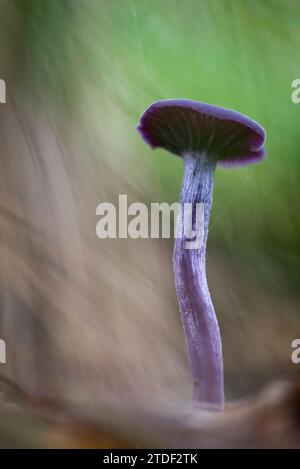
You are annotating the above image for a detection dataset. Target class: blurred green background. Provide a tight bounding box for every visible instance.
[0,0,300,402]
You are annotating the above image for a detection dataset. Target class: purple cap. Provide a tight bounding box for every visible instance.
[137,99,266,167]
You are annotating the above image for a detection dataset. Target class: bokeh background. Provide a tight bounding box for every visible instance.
[0,0,299,432]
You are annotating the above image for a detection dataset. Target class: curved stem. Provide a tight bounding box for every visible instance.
[173,154,224,409]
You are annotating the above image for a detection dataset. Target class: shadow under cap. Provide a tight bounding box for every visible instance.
[137,99,266,167]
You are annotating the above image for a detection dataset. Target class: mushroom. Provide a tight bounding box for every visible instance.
[137,99,266,410]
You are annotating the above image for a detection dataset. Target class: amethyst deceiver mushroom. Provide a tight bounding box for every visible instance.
[137,99,266,410]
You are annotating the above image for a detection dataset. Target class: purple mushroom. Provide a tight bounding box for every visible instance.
[137,99,266,410]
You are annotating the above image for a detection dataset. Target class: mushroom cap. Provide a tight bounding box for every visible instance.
[137,99,266,167]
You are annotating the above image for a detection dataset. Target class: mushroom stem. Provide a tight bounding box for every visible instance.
[173,153,224,409]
